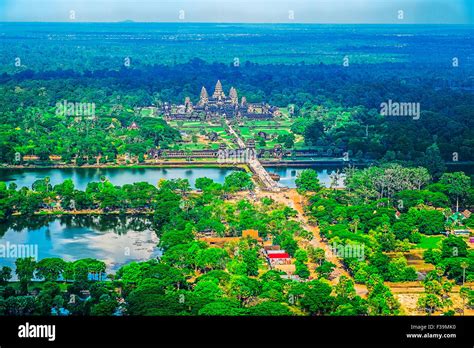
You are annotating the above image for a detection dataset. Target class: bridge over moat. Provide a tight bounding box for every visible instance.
[225,120,281,192]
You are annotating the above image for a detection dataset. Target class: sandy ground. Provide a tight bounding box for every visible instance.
[390,283,474,315]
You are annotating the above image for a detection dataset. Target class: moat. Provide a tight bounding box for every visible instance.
[0,165,346,190]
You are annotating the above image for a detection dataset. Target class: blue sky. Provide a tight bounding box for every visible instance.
[0,0,472,23]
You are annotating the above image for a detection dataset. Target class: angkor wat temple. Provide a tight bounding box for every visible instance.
[162,80,280,121]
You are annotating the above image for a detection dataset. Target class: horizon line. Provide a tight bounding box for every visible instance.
[0,21,471,25]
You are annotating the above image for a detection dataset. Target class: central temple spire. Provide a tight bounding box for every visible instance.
[212,80,226,100]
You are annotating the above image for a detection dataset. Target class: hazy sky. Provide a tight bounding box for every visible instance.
[0,0,472,23]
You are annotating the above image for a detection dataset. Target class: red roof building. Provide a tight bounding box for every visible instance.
[268,253,290,259]
[266,250,292,266]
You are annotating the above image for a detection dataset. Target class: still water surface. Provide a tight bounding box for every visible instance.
[0,215,159,272]
[0,166,344,189]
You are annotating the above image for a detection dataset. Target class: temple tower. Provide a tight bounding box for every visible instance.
[199,86,209,106]
[212,80,226,100]
[184,97,193,113]
[229,87,238,105]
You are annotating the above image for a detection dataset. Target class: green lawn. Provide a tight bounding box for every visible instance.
[168,116,299,151]
[416,235,444,249]
[140,108,155,117]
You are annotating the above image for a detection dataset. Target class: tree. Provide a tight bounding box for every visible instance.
[295,261,310,279]
[31,177,52,193]
[441,235,468,259]
[417,293,442,315]
[442,257,472,283]
[159,178,191,195]
[345,165,431,203]
[0,266,12,284]
[15,257,37,294]
[405,208,445,235]
[335,276,356,301]
[241,248,260,276]
[194,279,223,300]
[277,133,295,149]
[366,276,400,315]
[300,280,333,315]
[159,227,194,251]
[417,143,446,179]
[440,172,470,212]
[417,278,454,315]
[196,248,229,272]
[36,258,67,281]
[423,249,442,265]
[198,300,244,316]
[90,295,117,316]
[126,284,184,315]
[36,281,62,315]
[153,188,181,231]
[53,179,75,197]
[460,261,468,286]
[223,172,254,192]
[387,254,417,282]
[303,119,324,146]
[229,275,261,304]
[4,296,37,315]
[295,249,308,263]
[394,190,449,212]
[392,221,412,241]
[308,247,325,266]
[275,232,298,257]
[295,169,321,193]
[247,301,292,316]
[459,287,471,315]
[316,261,336,279]
[195,177,215,191]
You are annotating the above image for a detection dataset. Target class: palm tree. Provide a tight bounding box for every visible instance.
[460,286,469,316]
[313,248,325,266]
[44,176,50,193]
[349,216,360,234]
[436,266,445,281]
[461,261,468,286]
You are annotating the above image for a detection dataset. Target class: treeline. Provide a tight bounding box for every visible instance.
[0,258,116,316]
[0,257,397,316]
[1,60,470,109]
[0,112,180,164]
[0,171,254,221]
[293,103,474,164]
[1,58,473,163]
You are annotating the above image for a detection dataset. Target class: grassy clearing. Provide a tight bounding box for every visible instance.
[168,115,300,151]
[416,235,443,249]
